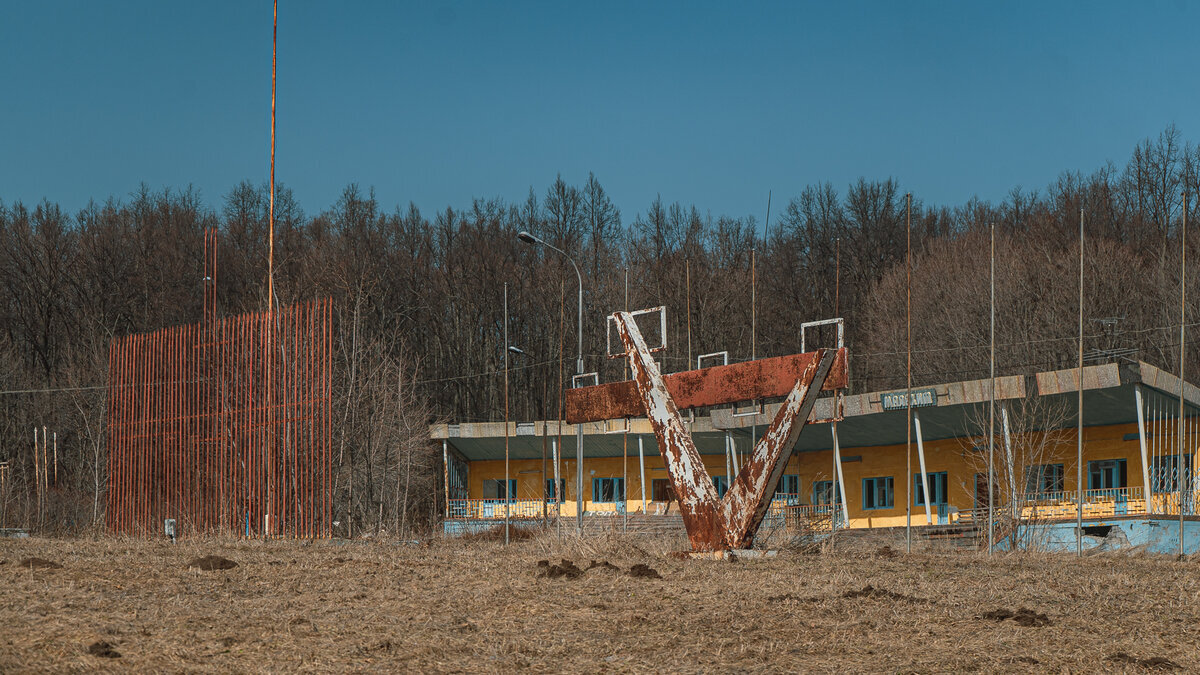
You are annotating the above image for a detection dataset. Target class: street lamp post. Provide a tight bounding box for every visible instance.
[518,231,585,535]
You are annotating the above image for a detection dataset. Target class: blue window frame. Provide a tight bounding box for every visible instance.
[913,472,948,506]
[1087,459,1126,492]
[592,477,625,503]
[1024,464,1064,497]
[777,475,800,496]
[862,476,894,510]
[545,478,567,502]
[813,480,841,505]
[712,475,729,498]
[483,479,517,500]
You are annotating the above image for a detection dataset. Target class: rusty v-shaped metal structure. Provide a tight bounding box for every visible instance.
[566,310,847,551]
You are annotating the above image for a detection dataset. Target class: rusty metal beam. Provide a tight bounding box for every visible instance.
[565,349,846,424]
[607,310,838,551]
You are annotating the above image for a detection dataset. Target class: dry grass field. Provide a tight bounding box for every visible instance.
[2,530,1199,672]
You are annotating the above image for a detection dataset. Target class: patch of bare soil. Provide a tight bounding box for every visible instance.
[627,563,661,579]
[586,559,620,572]
[1107,652,1181,670]
[18,557,61,569]
[87,641,121,658]
[187,555,237,571]
[841,585,927,603]
[979,607,1053,627]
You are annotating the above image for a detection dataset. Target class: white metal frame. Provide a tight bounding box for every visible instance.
[800,317,845,352]
[607,306,667,359]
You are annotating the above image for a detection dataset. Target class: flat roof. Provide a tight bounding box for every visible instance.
[432,361,1200,462]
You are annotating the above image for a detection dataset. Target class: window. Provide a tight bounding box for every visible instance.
[1024,464,1064,496]
[1087,459,1127,492]
[712,475,729,498]
[482,479,517,500]
[862,476,894,510]
[913,472,948,506]
[544,478,567,502]
[651,478,675,502]
[813,480,841,505]
[592,477,625,503]
[1151,454,1193,493]
[777,475,800,496]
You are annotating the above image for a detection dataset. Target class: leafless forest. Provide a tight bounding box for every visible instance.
[2,126,1199,535]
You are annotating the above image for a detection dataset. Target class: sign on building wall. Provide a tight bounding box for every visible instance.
[880,387,937,411]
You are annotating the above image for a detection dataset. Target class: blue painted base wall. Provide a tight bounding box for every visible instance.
[443,519,545,537]
[1007,517,1200,554]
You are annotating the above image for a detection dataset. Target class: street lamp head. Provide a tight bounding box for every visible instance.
[517,231,538,245]
[507,345,526,356]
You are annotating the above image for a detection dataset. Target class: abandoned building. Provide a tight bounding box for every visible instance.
[432,360,1200,553]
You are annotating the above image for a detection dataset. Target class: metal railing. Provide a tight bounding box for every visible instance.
[447,499,556,520]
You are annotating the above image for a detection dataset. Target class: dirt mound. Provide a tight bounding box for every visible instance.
[1107,652,1180,670]
[586,559,620,571]
[19,557,62,570]
[187,555,237,571]
[875,545,897,558]
[461,524,539,542]
[841,585,926,603]
[537,559,583,579]
[979,607,1052,627]
[628,564,661,579]
[87,641,121,658]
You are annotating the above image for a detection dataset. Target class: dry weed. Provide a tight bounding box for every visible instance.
[1,531,1197,672]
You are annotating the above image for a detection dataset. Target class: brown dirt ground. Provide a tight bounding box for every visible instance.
[2,533,1199,672]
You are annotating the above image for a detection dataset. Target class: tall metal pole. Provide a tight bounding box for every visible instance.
[518,231,584,534]
[988,221,995,555]
[1077,208,1084,557]
[504,283,510,545]
[905,193,912,553]
[1179,192,1188,558]
[268,0,276,307]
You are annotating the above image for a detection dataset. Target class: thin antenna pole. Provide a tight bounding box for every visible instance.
[835,237,841,316]
[504,282,510,545]
[685,259,692,369]
[1179,192,1188,558]
[751,249,757,361]
[988,221,996,556]
[1077,208,1084,558]
[555,280,565,537]
[906,193,912,554]
[268,0,277,308]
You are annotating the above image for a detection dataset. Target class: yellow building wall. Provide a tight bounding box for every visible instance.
[458,421,1152,527]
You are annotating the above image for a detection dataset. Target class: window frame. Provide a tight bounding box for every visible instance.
[1024,463,1065,497]
[591,477,625,503]
[813,480,841,506]
[482,478,518,500]
[913,471,949,506]
[544,478,567,502]
[861,476,894,511]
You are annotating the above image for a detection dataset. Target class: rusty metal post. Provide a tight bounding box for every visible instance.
[604,310,838,551]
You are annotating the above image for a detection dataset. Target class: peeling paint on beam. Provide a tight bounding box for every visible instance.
[607,310,838,551]
[565,349,847,424]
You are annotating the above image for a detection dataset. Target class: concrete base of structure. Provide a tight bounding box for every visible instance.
[1003,516,1200,555]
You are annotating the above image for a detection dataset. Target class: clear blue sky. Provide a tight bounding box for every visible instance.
[2,1,1198,223]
